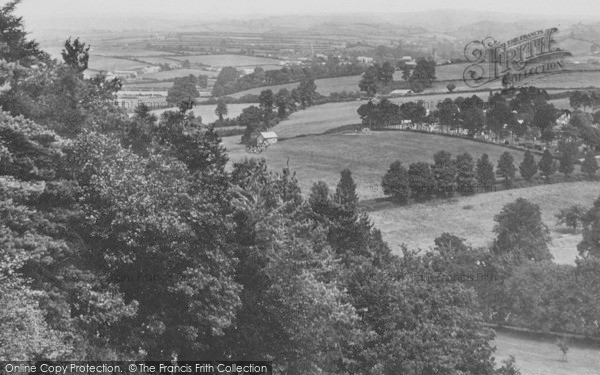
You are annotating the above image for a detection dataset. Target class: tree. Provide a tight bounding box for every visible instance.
[334,168,359,211]
[167,75,199,104]
[538,149,558,181]
[578,196,600,258]
[258,89,274,114]
[581,151,599,177]
[476,153,496,188]
[432,150,456,197]
[533,104,557,145]
[400,100,426,125]
[295,77,317,109]
[274,88,295,118]
[215,98,228,121]
[461,107,486,136]
[61,37,90,73]
[381,160,410,204]
[556,204,587,231]
[496,151,517,188]
[446,82,456,92]
[239,105,265,144]
[378,61,395,86]
[558,140,578,176]
[358,66,379,95]
[437,98,459,131]
[408,162,436,200]
[215,66,239,87]
[493,198,552,262]
[519,150,538,181]
[455,152,477,195]
[410,58,436,88]
[0,0,48,66]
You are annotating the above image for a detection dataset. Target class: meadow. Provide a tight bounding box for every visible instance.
[228,75,363,98]
[493,330,600,375]
[139,69,219,80]
[150,103,248,123]
[171,54,283,68]
[87,55,148,71]
[368,180,600,263]
[224,130,528,201]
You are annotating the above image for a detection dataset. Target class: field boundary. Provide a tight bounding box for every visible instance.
[487,323,600,347]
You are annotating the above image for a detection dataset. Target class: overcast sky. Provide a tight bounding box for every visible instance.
[14,0,600,19]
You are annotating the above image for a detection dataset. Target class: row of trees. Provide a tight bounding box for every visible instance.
[213,59,365,97]
[381,149,599,204]
[358,58,437,95]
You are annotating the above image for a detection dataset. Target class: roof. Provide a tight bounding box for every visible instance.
[259,131,278,138]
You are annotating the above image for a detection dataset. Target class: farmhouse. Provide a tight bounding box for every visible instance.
[357,56,374,64]
[257,131,278,145]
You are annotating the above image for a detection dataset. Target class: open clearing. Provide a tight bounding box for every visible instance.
[225,130,528,201]
[493,330,600,375]
[369,181,600,263]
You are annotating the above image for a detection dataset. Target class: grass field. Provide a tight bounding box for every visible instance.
[228,75,363,99]
[368,181,600,263]
[122,82,174,90]
[493,330,600,375]
[225,130,528,201]
[151,103,248,123]
[171,54,282,68]
[87,55,148,71]
[140,69,219,80]
[270,92,490,138]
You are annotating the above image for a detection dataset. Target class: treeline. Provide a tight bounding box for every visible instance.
[382,148,599,204]
[357,87,600,149]
[213,59,365,96]
[358,58,437,95]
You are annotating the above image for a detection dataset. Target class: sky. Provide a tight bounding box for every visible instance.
[13,0,600,19]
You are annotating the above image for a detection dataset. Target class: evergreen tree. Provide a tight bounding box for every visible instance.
[432,150,457,197]
[497,151,517,188]
[455,152,477,195]
[476,153,496,189]
[408,162,436,200]
[538,149,558,180]
[578,196,600,258]
[558,140,578,176]
[519,150,538,181]
[334,168,359,211]
[581,151,599,177]
[381,160,410,204]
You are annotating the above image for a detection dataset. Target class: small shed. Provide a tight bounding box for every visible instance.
[257,131,278,145]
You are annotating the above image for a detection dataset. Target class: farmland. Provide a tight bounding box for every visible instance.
[87,56,149,71]
[171,54,283,69]
[369,180,600,263]
[151,103,249,123]
[228,75,363,98]
[493,330,600,375]
[224,130,528,201]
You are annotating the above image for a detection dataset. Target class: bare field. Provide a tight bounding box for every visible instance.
[369,181,600,262]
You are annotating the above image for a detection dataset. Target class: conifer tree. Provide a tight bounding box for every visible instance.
[519,150,538,181]
[476,153,496,189]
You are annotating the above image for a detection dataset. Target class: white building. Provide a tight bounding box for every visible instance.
[257,131,278,145]
[357,56,374,64]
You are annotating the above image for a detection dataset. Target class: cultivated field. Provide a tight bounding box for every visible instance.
[369,181,600,263]
[493,330,600,375]
[224,130,528,201]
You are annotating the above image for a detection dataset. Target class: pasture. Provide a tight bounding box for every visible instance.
[151,103,249,123]
[369,180,599,263]
[228,75,362,98]
[493,330,600,375]
[87,55,148,71]
[270,92,490,138]
[140,69,219,80]
[224,130,528,201]
[171,54,283,69]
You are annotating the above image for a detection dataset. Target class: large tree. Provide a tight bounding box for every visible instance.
[519,150,538,181]
[382,160,410,203]
[496,151,517,188]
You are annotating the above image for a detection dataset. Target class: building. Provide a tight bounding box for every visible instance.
[142,66,161,74]
[257,131,278,145]
[389,89,412,96]
[357,56,374,64]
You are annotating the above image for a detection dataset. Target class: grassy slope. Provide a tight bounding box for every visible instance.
[225,130,528,201]
[369,181,600,264]
[493,330,600,375]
